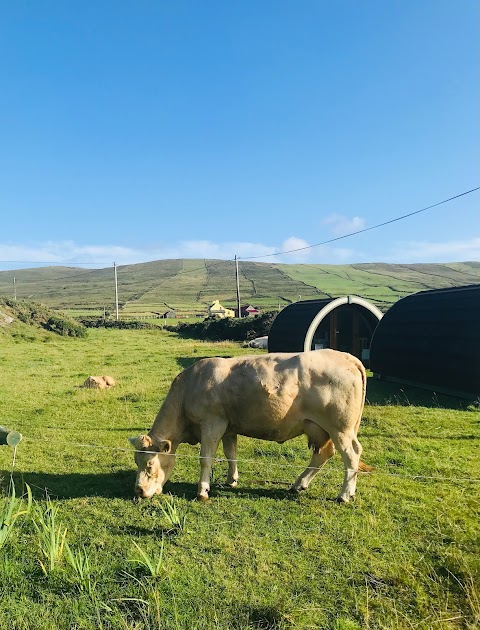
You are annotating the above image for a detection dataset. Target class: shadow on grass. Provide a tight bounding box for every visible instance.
[2,469,137,500]
[1,469,303,502]
[210,484,301,502]
[366,377,475,410]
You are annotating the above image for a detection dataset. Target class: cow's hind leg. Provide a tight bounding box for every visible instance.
[331,432,362,503]
[198,419,228,501]
[291,422,335,493]
[222,433,239,487]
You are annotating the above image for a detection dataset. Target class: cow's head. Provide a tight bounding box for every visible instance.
[129,435,174,499]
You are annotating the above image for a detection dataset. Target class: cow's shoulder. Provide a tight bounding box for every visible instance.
[186,356,233,385]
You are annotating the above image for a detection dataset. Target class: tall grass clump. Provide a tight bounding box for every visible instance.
[124,539,183,629]
[31,494,68,575]
[65,544,97,598]
[0,482,32,550]
[129,539,165,578]
[156,494,188,534]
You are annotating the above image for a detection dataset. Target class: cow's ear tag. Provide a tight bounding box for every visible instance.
[159,440,172,454]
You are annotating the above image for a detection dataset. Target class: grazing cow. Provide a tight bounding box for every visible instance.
[129,350,368,503]
[83,375,116,389]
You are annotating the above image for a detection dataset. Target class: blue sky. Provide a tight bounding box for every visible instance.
[0,1,479,270]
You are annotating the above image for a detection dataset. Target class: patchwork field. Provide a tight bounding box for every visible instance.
[1,260,479,318]
[0,323,479,629]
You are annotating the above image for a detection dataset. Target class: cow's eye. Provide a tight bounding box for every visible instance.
[146,460,154,468]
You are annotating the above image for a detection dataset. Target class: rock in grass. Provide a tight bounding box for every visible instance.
[82,375,116,389]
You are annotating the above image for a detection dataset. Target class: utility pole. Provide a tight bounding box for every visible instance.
[13,277,16,301]
[235,255,241,318]
[114,262,119,321]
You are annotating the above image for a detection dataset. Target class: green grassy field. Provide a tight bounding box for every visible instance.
[0,322,479,629]
[1,260,479,317]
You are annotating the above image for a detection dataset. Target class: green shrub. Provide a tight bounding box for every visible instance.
[44,315,87,337]
[0,297,87,338]
[169,311,277,341]
[78,317,157,330]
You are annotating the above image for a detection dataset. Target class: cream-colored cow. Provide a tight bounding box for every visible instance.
[130,350,369,503]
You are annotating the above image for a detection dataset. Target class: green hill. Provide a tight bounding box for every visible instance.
[0,259,479,317]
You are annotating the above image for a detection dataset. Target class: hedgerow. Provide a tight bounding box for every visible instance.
[168,311,277,341]
[78,317,157,330]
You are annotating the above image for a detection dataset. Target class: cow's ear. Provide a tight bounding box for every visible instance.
[158,439,172,454]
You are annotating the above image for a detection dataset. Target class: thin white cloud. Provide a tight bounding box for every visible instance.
[0,241,138,267]
[323,214,366,237]
[8,235,478,269]
[0,237,364,269]
[386,237,480,263]
[277,237,311,262]
[6,236,480,270]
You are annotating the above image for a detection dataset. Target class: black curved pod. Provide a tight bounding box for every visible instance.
[370,284,480,399]
[268,296,383,364]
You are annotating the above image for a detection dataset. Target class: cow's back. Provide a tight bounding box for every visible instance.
[182,350,365,441]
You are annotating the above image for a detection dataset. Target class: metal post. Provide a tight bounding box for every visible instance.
[235,255,241,318]
[114,262,119,321]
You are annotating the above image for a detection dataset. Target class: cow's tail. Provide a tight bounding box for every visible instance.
[358,460,374,473]
[353,355,374,473]
[353,355,366,435]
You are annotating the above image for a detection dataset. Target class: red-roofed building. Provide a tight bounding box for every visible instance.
[235,304,260,317]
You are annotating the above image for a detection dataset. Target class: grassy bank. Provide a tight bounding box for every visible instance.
[0,326,478,629]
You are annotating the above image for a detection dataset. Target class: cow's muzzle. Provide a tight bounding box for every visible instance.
[134,485,161,500]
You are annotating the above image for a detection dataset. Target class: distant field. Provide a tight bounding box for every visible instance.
[0,259,479,316]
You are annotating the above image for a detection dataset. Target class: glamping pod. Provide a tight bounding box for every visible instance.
[268,296,383,363]
[370,284,480,398]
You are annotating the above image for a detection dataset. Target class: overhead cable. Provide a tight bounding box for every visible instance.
[239,186,480,260]
[0,186,478,270]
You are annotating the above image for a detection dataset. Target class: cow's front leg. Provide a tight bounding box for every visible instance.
[222,433,239,487]
[198,419,228,501]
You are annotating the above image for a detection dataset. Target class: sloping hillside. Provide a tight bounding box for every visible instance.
[0,260,479,316]
[0,298,87,337]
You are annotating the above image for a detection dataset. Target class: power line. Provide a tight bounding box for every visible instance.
[19,436,480,484]
[239,186,480,260]
[0,186,478,281]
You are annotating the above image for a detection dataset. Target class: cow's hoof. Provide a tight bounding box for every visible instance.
[226,480,238,488]
[335,495,352,504]
[196,494,209,502]
[289,485,304,494]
